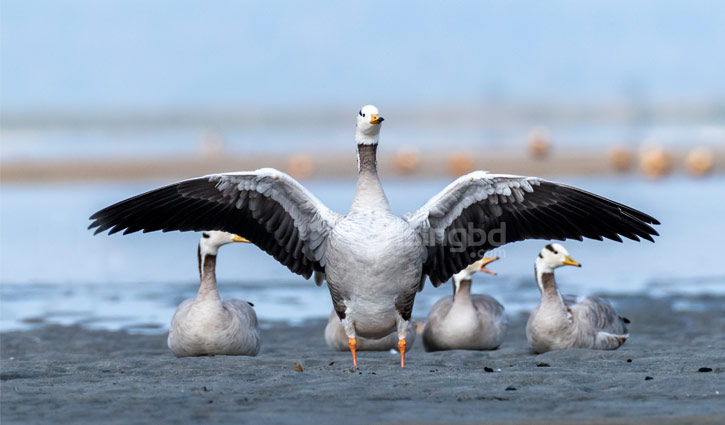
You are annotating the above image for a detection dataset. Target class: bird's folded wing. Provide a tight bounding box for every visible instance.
[89,168,343,279]
[402,171,659,286]
[567,296,627,333]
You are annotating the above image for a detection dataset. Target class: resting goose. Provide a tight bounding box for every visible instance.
[168,231,260,357]
[526,243,630,353]
[325,309,416,353]
[423,257,506,351]
[89,105,658,367]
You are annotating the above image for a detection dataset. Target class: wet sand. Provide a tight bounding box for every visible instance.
[1,294,723,424]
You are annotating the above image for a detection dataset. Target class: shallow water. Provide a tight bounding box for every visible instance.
[1,175,723,331]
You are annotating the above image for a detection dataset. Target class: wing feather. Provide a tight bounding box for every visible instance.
[403,172,659,286]
[89,168,343,279]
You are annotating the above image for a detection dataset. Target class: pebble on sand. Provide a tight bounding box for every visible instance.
[294,363,303,372]
[698,367,713,373]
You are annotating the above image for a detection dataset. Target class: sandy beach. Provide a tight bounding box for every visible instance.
[1,293,723,425]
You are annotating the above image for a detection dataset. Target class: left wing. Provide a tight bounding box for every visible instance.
[403,172,660,286]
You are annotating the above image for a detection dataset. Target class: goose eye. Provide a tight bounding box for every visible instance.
[202,233,210,239]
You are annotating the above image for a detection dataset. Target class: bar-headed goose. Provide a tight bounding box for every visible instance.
[422,257,506,351]
[325,309,416,355]
[526,243,630,353]
[90,105,658,367]
[168,231,260,357]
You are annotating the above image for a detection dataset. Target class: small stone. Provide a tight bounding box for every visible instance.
[484,367,494,373]
[645,376,654,381]
[698,367,713,373]
[505,386,517,391]
[203,386,210,392]
[208,400,213,404]
[294,363,303,372]
[328,361,335,366]
[536,363,550,367]
[626,359,632,363]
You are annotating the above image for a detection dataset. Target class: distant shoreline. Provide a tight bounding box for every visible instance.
[2,149,722,183]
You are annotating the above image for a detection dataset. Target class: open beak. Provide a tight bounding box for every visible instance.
[479,257,499,275]
[369,114,384,124]
[232,235,250,243]
[562,255,581,267]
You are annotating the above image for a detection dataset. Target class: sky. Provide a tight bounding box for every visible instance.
[2,0,725,113]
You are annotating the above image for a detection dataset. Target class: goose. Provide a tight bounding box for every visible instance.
[325,309,416,353]
[89,105,658,367]
[168,231,260,357]
[526,243,630,353]
[422,257,506,351]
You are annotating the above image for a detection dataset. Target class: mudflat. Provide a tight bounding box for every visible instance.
[1,294,723,424]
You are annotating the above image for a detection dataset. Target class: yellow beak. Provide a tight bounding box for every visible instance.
[369,114,384,124]
[479,256,499,275]
[562,255,581,267]
[232,235,250,243]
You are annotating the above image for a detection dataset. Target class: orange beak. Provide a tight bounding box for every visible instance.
[479,257,499,275]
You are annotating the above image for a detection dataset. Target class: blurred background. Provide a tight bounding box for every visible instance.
[1,1,723,333]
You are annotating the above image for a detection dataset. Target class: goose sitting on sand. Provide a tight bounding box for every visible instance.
[90,105,658,368]
[325,309,416,353]
[168,231,260,357]
[526,244,630,353]
[422,257,506,351]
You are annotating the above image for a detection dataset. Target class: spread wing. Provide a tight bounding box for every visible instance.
[403,172,659,286]
[89,168,343,279]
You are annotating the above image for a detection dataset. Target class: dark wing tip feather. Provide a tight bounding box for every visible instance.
[87,175,330,281]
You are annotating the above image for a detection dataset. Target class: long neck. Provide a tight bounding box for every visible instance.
[453,277,473,304]
[535,263,564,308]
[351,144,390,213]
[197,250,221,302]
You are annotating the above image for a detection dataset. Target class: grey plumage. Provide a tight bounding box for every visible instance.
[423,278,507,352]
[526,245,629,353]
[168,231,260,357]
[89,106,657,365]
[324,310,416,352]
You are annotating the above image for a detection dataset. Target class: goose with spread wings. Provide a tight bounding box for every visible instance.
[89,105,659,367]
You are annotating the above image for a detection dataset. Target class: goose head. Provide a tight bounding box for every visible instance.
[199,231,249,256]
[535,243,581,273]
[452,256,498,294]
[355,105,384,145]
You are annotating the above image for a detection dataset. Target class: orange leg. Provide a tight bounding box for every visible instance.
[398,339,406,368]
[348,337,358,367]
